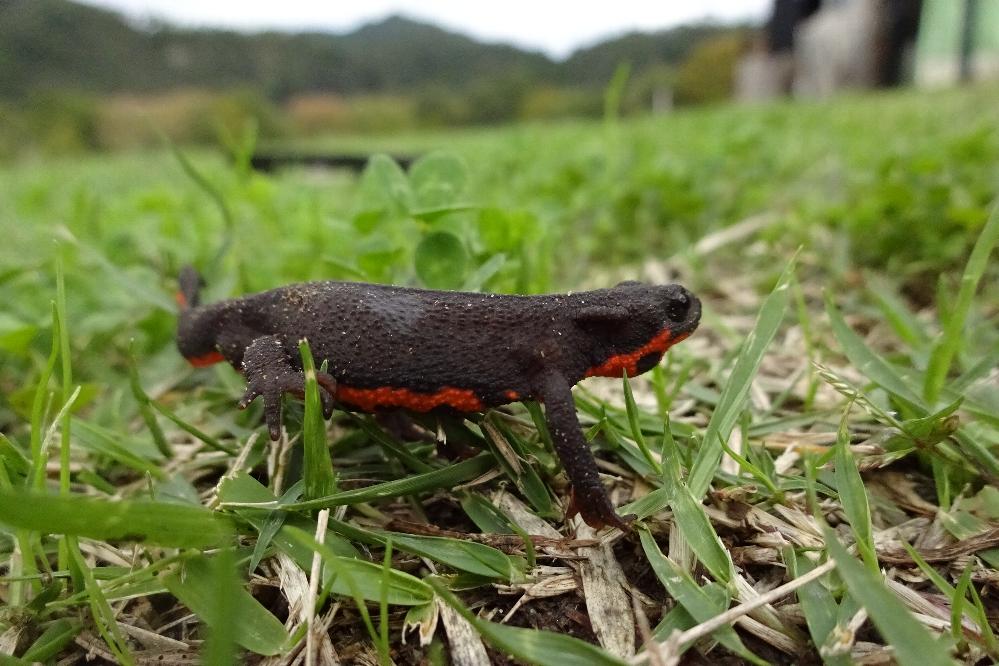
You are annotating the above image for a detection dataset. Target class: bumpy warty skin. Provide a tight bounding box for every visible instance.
[179,281,699,404]
[176,278,702,529]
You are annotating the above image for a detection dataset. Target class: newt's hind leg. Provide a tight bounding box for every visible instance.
[237,335,338,440]
[535,371,634,531]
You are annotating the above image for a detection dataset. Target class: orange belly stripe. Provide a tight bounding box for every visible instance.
[188,351,225,367]
[336,385,485,413]
[584,328,688,378]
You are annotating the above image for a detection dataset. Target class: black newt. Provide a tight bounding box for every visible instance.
[175,268,701,530]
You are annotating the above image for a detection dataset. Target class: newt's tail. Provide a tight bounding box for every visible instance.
[176,265,204,310]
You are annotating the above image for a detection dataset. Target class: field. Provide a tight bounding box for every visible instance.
[1,85,998,664]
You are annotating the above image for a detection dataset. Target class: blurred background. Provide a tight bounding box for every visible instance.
[2,4,999,665]
[2,0,996,158]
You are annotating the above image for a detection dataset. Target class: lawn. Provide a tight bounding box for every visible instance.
[0,84,997,664]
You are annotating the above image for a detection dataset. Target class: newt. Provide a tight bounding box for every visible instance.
[176,268,701,530]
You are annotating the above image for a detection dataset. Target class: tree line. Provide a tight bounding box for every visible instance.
[0,0,749,155]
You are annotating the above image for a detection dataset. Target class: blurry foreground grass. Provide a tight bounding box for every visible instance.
[0,85,998,664]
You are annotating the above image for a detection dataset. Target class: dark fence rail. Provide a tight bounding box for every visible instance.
[250,153,417,173]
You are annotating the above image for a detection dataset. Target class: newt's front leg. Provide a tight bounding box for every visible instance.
[536,371,634,531]
[237,335,338,440]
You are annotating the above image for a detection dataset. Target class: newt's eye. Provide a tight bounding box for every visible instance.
[666,292,691,323]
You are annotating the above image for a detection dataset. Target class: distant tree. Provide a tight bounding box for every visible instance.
[0,0,750,107]
[414,85,471,127]
[465,71,537,125]
[519,86,602,121]
[624,63,676,115]
[562,24,741,87]
[0,0,760,153]
[25,91,100,153]
[674,32,750,106]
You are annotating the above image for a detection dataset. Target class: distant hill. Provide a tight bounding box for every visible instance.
[561,24,742,85]
[0,0,743,100]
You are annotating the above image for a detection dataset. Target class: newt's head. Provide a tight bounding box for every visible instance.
[176,267,226,367]
[655,282,701,339]
[580,281,701,378]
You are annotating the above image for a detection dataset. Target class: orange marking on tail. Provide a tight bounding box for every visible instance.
[187,351,225,367]
[585,328,687,378]
[336,385,484,413]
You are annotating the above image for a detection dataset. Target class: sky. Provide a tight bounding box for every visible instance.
[80,0,772,59]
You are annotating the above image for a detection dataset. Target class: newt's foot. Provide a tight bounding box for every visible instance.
[238,335,338,440]
[238,371,337,440]
[567,488,635,532]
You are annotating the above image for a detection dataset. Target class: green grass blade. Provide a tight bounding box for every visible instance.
[151,400,238,455]
[925,202,999,404]
[283,526,433,605]
[29,303,61,490]
[785,548,851,666]
[216,472,358,564]
[354,415,434,473]
[459,492,537,568]
[306,519,389,661]
[170,145,235,271]
[0,432,31,474]
[652,583,727,640]
[822,526,955,666]
[619,486,670,520]
[55,255,72,497]
[299,340,337,499]
[966,579,998,654]
[276,453,495,511]
[825,293,926,408]
[379,537,393,663]
[427,577,627,666]
[950,566,971,646]
[53,257,79,584]
[688,254,795,499]
[72,418,165,478]
[164,553,289,656]
[247,483,303,575]
[670,477,734,584]
[952,430,999,479]
[525,401,555,455]
[833,408,876,571]
[866,274,930,349]
[127,344,172,458]
[0,488,233,548]
[622,373,662,475]
[718,435,782,499]
[68,537,135,666]
[948,346,999,394]
[638,528,759,662]
[659,413,684,489]
[460,491,515,533]
[326,516,523,581]
[202,546,239,666]
[483,416,555,516]
[900,542,955,596]
[20,618,80,663]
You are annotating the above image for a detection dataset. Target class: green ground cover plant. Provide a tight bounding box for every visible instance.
[0,84,997,664]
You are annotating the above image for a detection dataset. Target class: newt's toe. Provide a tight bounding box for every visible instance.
[238,386,261,410]
[261,392,284,440]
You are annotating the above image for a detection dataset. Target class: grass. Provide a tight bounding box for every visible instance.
[1,84,998,664]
